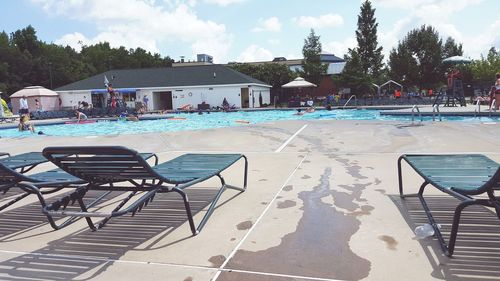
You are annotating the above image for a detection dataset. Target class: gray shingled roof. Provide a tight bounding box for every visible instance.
[55,64,270,91]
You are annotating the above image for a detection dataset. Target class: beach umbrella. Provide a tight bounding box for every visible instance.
[442,56,472,64]
[281,77,317,88]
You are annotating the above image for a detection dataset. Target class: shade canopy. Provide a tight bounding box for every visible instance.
[442,56,472,64]
[282,77,317,88]
[11,86,59,98]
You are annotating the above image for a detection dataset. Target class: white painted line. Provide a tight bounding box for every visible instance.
[275,124,308,153]
[221,268,342,281]
[211,154,309,281]
[0,249,341,280]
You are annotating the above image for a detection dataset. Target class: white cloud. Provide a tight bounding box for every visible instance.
[293,13,344,29]
[373,0,492,59]
[237,45,273,62]
[203,0,244,6]
[252,17,282,32]
[268,38,280,45]
[324,37,356,57]
[32,0,233,62]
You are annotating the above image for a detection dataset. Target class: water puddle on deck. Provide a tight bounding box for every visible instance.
[221,167,371,280]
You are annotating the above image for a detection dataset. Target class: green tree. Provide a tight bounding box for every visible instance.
[229,63,295,88]
[301,29,327,85]
[339,48,372,95]
[442,37,463,58]
[388,25,444,89]
[355,0,384,79]
[470,47,500,84]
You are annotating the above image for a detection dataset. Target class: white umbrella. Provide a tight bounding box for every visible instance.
[282,77,317,88]
[442,56,472,64]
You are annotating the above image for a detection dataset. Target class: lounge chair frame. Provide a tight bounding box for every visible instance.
[0,151,158,230]
[42,146,248,235]
[398,154,500,256]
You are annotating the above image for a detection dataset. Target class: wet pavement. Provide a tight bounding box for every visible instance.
[0,119,499,280]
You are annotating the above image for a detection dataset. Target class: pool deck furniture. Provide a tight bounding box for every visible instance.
[42,146,248,235]
[0,151,158,230]
[398,154,500,256]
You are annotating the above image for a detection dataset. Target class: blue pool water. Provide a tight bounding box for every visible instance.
[1,109,497,138]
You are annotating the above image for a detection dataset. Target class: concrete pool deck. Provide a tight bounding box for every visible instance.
[0,119,499,280]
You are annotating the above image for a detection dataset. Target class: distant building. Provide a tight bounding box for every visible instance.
[197,54,213,63]
[229,52,346,99]
[55,65,271,110]
[234,52,346,75]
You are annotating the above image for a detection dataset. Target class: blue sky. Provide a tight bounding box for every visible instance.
[1,0,499,63]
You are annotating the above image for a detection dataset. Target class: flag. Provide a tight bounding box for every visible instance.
[104,75,110,88]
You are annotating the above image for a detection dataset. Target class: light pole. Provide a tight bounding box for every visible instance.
[48,62,53,89]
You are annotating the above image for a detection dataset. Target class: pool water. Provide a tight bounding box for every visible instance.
[1,109,497,138]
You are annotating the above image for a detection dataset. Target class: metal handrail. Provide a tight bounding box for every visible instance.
[342,95,357,109]
[489,99,497,117]
[432,104,441,121]
[475,99,481,117]
[411,105,423,122]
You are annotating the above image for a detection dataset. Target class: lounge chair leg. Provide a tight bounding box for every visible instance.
[242,155,248,190]
[172,188,198,236]
[77,197,96,231]
[397,156,405,198]
[448,200,475,256]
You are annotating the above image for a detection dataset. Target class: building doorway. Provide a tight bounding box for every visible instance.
[153,91,172,110]
[240,88,249,108]
[91,93,105,108]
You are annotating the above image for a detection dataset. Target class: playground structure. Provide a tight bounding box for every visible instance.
[372,80,403,97]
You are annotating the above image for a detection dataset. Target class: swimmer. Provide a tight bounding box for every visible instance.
[75,110,88,123]
[18,114,35,133]
[294,108,304,116]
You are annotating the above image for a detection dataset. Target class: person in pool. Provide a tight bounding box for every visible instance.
[75,110,88,123]
[18,114,35,133]
[294,108,304,116]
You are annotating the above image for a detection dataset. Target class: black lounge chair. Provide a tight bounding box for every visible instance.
[42,146,248,235]
[398,154,500,256]
[0,151,158,230]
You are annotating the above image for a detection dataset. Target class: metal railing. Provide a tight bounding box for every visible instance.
[474,99,481,117]
[432,104,442,121]
[411,105,423,122]
[342,95,357,109]
[489,99,497,117]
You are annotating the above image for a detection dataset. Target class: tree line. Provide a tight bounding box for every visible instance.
[0,25,173,100]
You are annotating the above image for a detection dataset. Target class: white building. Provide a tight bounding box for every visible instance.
[55,65,271,110]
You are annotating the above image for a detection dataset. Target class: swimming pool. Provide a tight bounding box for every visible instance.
[1,109,497,138]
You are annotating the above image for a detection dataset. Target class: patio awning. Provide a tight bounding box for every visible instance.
[282,77,317,88]
[11,86,59,97]
[91,88,137,94]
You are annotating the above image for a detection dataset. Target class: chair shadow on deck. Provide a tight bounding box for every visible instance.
[390,194,500,281]
[0,187,225,280]
[0,190,123,242]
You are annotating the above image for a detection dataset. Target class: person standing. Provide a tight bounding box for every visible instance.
[35,99,42,112]
[19,95,29,115]
[142,95,149,111]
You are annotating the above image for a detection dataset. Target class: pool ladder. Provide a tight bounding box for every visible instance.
[474,99,481,117]
[411,105,423,122]
[342,95,357,109]
[432,104,441,121]
[489,99,497,117]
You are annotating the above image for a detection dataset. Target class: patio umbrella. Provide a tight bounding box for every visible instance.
[442,56,472,64]
[281,77,317,88]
